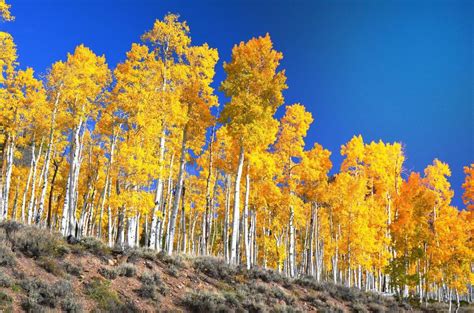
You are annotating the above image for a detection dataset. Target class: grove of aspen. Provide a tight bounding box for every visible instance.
[0,1,472,303]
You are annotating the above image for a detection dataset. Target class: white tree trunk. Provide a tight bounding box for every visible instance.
[127,214,137,248]
[224,174,231,262]
[180,191,187,253]
[201,127,215,255]
[243,170,251,269]
[98,132,117,238]
[315,204,323,282]
[36,96,59,225]
[159,153,175,251]
[288,205,295,277]
[21,142,35,223]
[230,145,244,264]
[61,118,83,236]
[333,234,339,283]
[308,203,315,276]
[27,139,43,224]
[164,178,174,252]
[107,205,114,247]
[116,207,125,248]
[448,288,452,312]
[166,128,187,255]
[150,131,166,249]
[70,127,85,236]
[249,210,256,266]
[10,182,19,220]
[1,138,15,220]
[61,171,71,234]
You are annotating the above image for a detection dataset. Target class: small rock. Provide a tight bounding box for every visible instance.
[67,235,79,244]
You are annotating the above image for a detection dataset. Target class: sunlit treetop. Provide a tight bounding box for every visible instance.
[275,103,313,161]
[462,163,474,212]
[0,0,13,22]
[340,134,365,174]
[424,158,454,209]
[141,13,190,59]
[54,44,111,122]
[220,33,287,113]
[0,32,17,83]
[220,34,287,149]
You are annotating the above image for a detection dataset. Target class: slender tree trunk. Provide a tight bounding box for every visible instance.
[308,203,315,276]
[252,211,257,265]
[164,184,174,252]
[135,213,140,247]
[98,132,117,238]
[86,189,96,237]
[36,91,59,224]
[201,126,215,255]
[116,206,125,249]
[456,289,460,313]
[333,232,339,283]
[21,142,35,223]
[180,184,186,253]
[78,174,96,238]
[27,138,43,224]
[1,137,15,219]
[230,145,244,264]
[127,214,137,248]
[191,212,198,254]
[0,136,5,216]
[209,170,219,255]
[237,209,243,264]
[11,182,19,220]
[275,234,283,272]
[62,118,83,236]
[166,128,187,255]
[47,160,59,229]
[288,205,296,277]
[200,211,206,255]
[224,174,231,262]
[150,131,166,249]
[243,169,251,269]
[159,154,175,251]
[107,205,114,247]
[72,129,86,238]
[448,288,452,312]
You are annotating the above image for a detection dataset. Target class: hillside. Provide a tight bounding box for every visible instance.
[0,221,471,313]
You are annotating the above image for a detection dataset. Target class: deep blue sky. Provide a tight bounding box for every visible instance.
[4,0,473,207]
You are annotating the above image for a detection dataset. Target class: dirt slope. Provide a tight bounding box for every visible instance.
[0,221,471,312]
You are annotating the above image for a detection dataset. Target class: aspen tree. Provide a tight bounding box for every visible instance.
[296,143,331,278]
[0,32,17,219]
[274,104,313,276]
[391,173,435,298]
[220,34,287,264]
[58,45,111,236]
[35,61,67,225]
[140,14,191,251]
[1,68,46,220]
[166,44,218,255]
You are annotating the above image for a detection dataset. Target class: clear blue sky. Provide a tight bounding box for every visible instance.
[4,0,473,207]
